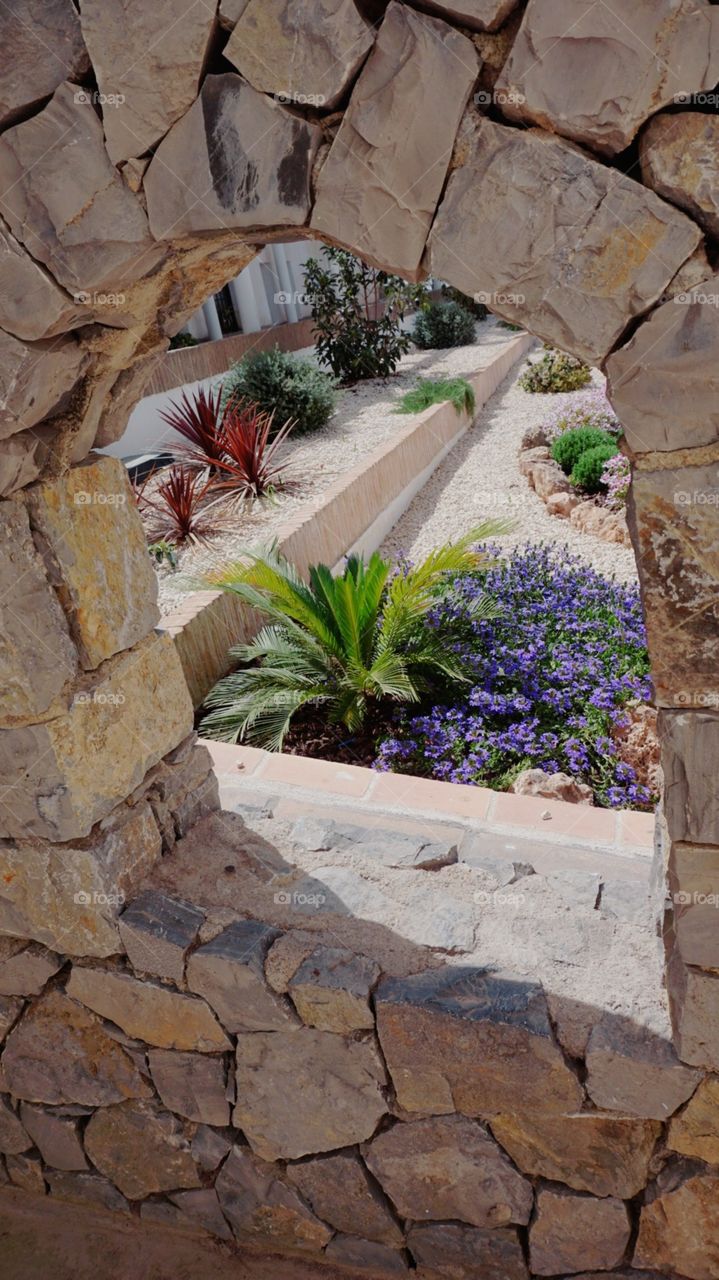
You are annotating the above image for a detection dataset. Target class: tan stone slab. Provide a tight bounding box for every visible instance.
[407,1221,528,1280]
[668,1074,719,1163]
[408,0,520,32]
[286,1151,403,1247]
[67,967,231,1052]
[660,711,719,845]
[0,0,88,129]
[19,1105,87,1171]
[585,1013,700,1120]
[0,219,90,341]
[312,2,478,279]
[634,1170,719,1280]
[667,951,719,1070]
[668,843,719,970]
[216,1145,332,1252]
[0,328,88,440]
[148,1049,230,1127]
[84,1099,201,1201]
[641,112,719,239]
[529,1187,630,1276]
[490,1110,660,1198]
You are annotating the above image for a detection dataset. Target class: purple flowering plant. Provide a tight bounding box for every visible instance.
[541,387,620,443]
[375,544,654,810]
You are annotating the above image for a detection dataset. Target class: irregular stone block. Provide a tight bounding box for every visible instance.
[375,966,583,1118]
[291,816,457,869]
[607,281,719,454]
[491,1109,660,1198]
[497,0,719,156]
[0,219,90,341]
[0,634,194,842]
[288,945,378,1032]
[668,1075,719,1163]
[1,990,150,1106]
[148,1050,229,1127]
[119,891,204,984]
[428,118,701,364]
[407,0,520,32]
[79,0,216,164]
[6,1152,45,1194]
[668,843,719,970]
[84,1099,201,1201]
[0,944,62,998]
[265,930,319,993]
[286,1151,402,1246]
[219,0,250,28]
[312,2,478,279]
[0,496,77,725]
[634,1169,719,1280]
[530,1187,630,1276]
[27,454,160,670]
[0,328,88,439]
[0,0,88,129]
[186,920,294,1033]
[67,967,231,1053]
[144,74,321,238]
[234,1028,387,1160]
[641,113,719,240]
[19,1105,87,1171]
[585,1014,700,1119]
[46,1169,130,1215]
[191,1125,232,1172]
[0,83,161,293]
[169,1188,233,1241]
[0,996,22,1044]
[667,953,719,1070]
[0,802,162,958]
[325,1236,407,1275]
[0,1097,31,1155]
[627,469,719,707]
[0,423,57,499]
[660,712,719,844]
[225,0,375,111]
[407,1222,528,1280]
[366,1115,532,1227]
[216,1145,332,1251]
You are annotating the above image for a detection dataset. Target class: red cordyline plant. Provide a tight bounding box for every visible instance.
[140,466,225,546]
[159,383,226,470]
[210,402,294,500]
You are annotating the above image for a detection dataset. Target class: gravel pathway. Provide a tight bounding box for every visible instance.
[157,320,515,616]
[380,352,639,584]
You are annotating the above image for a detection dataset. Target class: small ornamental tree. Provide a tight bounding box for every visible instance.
[303,246,426,383]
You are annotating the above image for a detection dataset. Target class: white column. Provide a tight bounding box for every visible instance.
[229,269,263,334]
[201,296,223,342]
[271,244,299,324]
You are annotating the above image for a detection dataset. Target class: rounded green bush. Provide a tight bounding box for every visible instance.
[222,348,337,436]
[518,350,592,393]
[551,427,617,476]
[570,443,619,493]
[412,301,476,350]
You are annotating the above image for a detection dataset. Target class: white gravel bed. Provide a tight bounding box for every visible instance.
[380,353,639,584]
[157,320,515,616]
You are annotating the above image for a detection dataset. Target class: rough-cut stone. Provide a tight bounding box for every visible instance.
[67,967,231,1053]
[511,769,593,806]
[491,1109,660,1198]
[641,113,719,239]
[634,1170,719,1280]
[0,807,160,961]
[1,990,150,1106]
[0,329,88,439]
[0,1097,31,1155]
[265,930,325,993]
[291,816,458,870]
[219,0,250,28]
[288,945,379,1032]
[225,0,375,111]
[607,279,719,455]
[79,0,216,164]
[144,74,321,239]
[366,1115,532,1227]
[186,920,293,1033]
[518,446,551,477]
[668,843,719,970]
[546,492,579,519]
[660,711,719,845]
[19,1104,87,1171]
[0,83,161,293]
[428,118,701,364]
[0,944,62,997]
[148,1050,230,1127]
[84,1099,201,1201]
[497,0,719,156]
[119,891,203,984]
[667,954,719,1070]
[46,1169,130,1215]
[0,219,90,341]
[530,1187,630,1276]
[408,0,519,32]
[407,1222,528,1280]
[191,1126,232,1173]
[546,869,602,911]
[6,1152,45,1194]
[169,1188,233,1241]
[571,500,631,546]
[325,1236,407,1275]
[312,2,478,279]
[0,1,88,129]
[668,1075,719,1163]
[0,996,22,1044]
[628,474,719,707]
[0,496,78,726]
[375,966,583,1118]
[0,634,193,843]
[216,1145,332,1251]
[585,1015,700,1119]
[234,1028,387,1160]
[27,455,160,670]
[286,1152,402,1246]
[529,462,572,502]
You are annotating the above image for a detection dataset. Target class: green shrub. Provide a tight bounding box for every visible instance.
[396,377,476,416]
[169,331,198,350]
[412,301,476,350]
[570,443,619,493]
[551,427,618,476]
[440,285,488,320]
[222,348,336,436]
[519,350,592,393]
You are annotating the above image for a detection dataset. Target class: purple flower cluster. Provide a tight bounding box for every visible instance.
[601,452,631,511]
[542,386,620,443]
[374,545,654,809]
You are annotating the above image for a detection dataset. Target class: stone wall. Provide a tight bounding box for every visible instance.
[0,0,718,1272]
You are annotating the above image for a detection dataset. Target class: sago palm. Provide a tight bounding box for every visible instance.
[198,523,509,750]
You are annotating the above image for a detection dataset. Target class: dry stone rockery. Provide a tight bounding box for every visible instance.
[0,846,717,1280]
